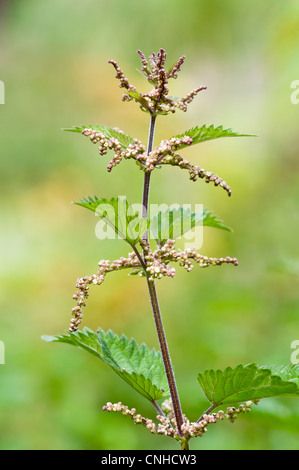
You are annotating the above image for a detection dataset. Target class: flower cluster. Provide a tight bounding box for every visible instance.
[68,239,237,330]
[160,244,238,270]
[108,49,206,116]
[102,399,257,443]
[69,252,141,332]
[145,136,193,171]
[102,402,157,433]
[81,128,146,172]
[140,240,176,280]
[69,274,104,332]
[140,239,238,280]
[167,55,186,79]
[107,59,136,93]
[161,153,232,196]
[175,86,207,112]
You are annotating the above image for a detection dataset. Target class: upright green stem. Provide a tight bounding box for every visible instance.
[141,114,184,438]
[141,115,156,220]
[146,278,184,436]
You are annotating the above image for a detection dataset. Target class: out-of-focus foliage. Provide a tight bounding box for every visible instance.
[0,0,299,450]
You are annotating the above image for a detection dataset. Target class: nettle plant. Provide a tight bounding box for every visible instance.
[43,49,299,450]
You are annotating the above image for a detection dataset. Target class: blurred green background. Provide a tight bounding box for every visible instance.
[1,0,299,450]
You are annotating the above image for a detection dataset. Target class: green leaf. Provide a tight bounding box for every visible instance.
[172,124,256,150]
[43,327,103,359]
[201,210,232,232]
[125,90,151,112]
[42,328,169,402]
[266,364,299,388]
[73,196,148,245]
[149,206,231,244]
[63,124,136,150]
[197,363,299,407]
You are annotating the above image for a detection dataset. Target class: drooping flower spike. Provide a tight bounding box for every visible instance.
[68,240,238,331]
